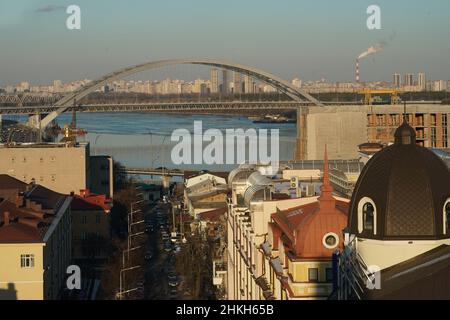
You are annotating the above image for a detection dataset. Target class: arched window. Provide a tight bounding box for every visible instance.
[444,200,450,234]
[363,203,374,231]
[357,197,377,235]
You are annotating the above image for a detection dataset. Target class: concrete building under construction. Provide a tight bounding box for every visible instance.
[295,103,450,160]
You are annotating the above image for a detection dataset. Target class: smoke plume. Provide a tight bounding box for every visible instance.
[357,42,386,60]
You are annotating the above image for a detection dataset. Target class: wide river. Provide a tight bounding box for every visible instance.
[11,112,298,172]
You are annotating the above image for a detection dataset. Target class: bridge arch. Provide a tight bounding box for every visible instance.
[39,58,322,128]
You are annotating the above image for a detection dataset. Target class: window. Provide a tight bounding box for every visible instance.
[363,203,374,231]
[444,200,450,234]
[21,254,35,268]
[308,268,319,282]
[322,232,339,249]
[81,232,87,240]
[51,174,56,182]
[96,214,101,224]
[22,157,27,163]
[358,197,377,234]
[82,215,87,224]
[443,114,448,148]
[431,127,436,148]
[326,268,333,282]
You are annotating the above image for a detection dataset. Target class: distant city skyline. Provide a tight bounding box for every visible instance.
[1,0,450,86]
[4,70,449,95]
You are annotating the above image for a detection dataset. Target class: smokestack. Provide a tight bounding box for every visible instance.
[356,42,386,84]
[356,59,360,83]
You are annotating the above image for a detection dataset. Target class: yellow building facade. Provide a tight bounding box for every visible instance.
[0,177,72,300]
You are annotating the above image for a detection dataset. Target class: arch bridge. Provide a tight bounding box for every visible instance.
[38,58,323,129]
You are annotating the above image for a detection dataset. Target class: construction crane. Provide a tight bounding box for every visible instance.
[59,100,87,144]
[358,89,403,105]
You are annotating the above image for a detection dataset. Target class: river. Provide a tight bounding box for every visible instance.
[8,112,298,172]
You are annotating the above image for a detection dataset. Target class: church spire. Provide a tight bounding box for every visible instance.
[318,144,335,210]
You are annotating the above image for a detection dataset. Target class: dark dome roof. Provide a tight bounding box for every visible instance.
[394,119,416,145]
[348,122,450,240]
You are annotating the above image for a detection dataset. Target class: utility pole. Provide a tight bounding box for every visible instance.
[119,265,141,300]
[172,204,176,234]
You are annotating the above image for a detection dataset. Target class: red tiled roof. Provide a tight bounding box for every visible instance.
[0,175,68,243]
[0,174,28,191]
[71,191,111,212]
[271,146,349,259]
[0,200,51,243]
[27,185,65,211]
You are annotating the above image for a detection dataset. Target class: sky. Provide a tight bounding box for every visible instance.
[1,0,450,86]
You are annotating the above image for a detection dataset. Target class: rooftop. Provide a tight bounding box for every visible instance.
[0,141,89,149]
[0,175,68,243]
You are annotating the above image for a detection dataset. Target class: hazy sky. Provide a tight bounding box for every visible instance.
[1,0,449,86]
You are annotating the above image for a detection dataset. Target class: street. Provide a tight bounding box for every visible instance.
[143,201,188,300]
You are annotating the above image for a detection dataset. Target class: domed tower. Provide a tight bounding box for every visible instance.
[347,117,450,270]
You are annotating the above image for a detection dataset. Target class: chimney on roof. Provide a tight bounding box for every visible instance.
[15,194,24,207]
[3,211,10,226]
[80,189,90,198]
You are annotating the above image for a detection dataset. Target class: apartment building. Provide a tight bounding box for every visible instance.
[0,142,113,197]
[71,189,112,261]
[0,175,72,300]
[184,172,228,218]
[226,156,350,300]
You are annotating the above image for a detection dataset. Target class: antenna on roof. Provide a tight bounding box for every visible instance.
[403,101,407,123]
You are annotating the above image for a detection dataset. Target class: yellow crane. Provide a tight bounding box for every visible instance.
[358,88,403,105]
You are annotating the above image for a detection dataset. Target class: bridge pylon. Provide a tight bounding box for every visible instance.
[295,107,308,160]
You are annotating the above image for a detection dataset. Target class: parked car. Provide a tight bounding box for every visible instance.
[173,245,181,254]
[145,225,153,234]
[168,274,179,287]
[169,288,178,300]
[163,243,172,252]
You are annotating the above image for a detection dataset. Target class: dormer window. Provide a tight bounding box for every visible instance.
[363,203,374,231]
[444,200,450,235]
[357,197,377,235]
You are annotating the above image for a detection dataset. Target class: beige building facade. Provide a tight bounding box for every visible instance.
[0,142,113,198]
[0,142,90,194]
